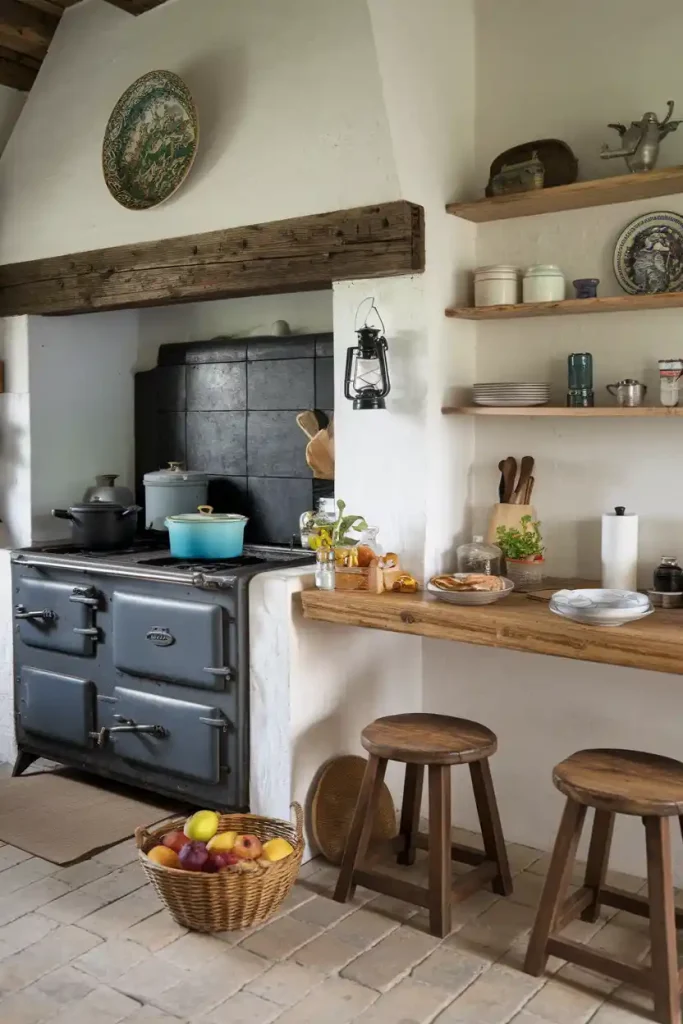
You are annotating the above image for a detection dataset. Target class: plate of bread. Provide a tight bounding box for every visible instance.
[427,573,514,606]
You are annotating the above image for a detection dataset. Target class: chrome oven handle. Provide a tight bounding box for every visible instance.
[73,627,99,637]
[15,605,56,622]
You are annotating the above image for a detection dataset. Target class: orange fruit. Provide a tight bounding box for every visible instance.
[147,845,181,869]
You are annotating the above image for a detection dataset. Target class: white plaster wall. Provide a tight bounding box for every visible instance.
[137,291,333,371]
[28,312,139,540]
[474,0,683,191]
[249,568,421,839]
[420,0,683,879]
[0,0,399,263]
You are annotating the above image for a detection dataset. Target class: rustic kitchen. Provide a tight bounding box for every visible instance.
[0,0,682,1022]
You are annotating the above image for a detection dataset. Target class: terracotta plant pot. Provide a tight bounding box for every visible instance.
[504,556,545,587]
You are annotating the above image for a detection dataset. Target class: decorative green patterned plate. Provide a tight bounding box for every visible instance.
[102,70,198,211]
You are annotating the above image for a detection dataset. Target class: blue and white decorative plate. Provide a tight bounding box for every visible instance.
[614,211,683,294]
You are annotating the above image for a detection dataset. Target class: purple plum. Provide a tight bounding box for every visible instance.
[178,840,209,872]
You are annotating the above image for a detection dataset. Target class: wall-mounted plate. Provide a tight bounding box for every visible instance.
[102,70,198,211]
[614,210,683,294]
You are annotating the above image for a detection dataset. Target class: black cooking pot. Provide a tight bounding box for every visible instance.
[52,501,141,550]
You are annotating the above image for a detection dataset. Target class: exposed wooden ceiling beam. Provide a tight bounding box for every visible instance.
[0,202,425,316]
[18,0,78,15]
[0,0,58,59]
[0,40,38,88]
[103,0,170,12]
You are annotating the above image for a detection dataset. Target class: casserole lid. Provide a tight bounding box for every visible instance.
[166,505,248,524]
[144,462,208,486]
[70,500,135,514]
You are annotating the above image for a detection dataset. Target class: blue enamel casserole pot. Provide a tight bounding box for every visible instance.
[165,505,248,559]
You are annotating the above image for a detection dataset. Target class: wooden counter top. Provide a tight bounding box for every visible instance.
[300,589,683,676]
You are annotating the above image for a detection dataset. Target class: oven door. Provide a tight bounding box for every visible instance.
[106,687,224,784]
[15,578,99,656]
[19,666,96,747]
[112,592,231,690]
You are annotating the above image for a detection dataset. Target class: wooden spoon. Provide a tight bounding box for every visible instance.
[501,457,517,503]
[512,456,535,504]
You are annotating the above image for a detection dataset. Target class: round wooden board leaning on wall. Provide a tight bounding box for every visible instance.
[311,755,397,865]
[102,70,199,210]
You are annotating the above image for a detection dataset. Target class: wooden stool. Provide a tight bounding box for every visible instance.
[332,712,512,937]
[525,748,683,1024]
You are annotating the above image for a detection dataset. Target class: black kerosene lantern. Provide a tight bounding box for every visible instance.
[344,300,391,410]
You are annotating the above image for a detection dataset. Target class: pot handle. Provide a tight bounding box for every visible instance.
[52,509,75,521]
[197,505,214,515]
[118,505,142,520]
[606,384,618,398]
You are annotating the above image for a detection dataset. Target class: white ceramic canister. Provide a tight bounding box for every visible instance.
[143,463,209,531]
[659,359,683,407]
[473,265,519,307]
[523,264,565,303]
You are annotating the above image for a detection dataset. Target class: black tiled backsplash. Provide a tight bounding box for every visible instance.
[136,333,334,545]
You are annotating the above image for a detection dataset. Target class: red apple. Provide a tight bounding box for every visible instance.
[233,834,263,860]
[178,840,209,872]
[162,830,191,855]
[207,850,239,872]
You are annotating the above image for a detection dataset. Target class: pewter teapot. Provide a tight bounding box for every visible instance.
[606,379,647,407]
[601,100,682,173]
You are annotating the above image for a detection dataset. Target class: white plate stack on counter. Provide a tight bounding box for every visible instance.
[473,383,550,407]
[549,588,653,627]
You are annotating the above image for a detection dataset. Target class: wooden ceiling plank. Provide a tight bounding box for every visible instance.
[0,201,425,315]
[104,0,170,12]
[0,0,58,58]
[15,0,68,16]
[0,49,36,88]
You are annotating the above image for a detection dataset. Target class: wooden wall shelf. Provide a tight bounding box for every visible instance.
[446,166,683,222]
[446,291,683,320]
[442,406,683,417]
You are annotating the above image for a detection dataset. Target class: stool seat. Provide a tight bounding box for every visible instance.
[361,713,497,765]
[553,748,683,817]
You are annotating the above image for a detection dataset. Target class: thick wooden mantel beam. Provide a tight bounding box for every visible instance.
[0,201,424,316]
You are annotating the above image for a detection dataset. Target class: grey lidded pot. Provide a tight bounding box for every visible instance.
[52,501,141,550]
[143,462,209,531]
[82,474,135,506]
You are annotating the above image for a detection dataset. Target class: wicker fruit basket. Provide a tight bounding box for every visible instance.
[135,803,303,933]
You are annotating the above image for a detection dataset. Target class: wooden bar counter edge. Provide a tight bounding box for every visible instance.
[299,588,683,677]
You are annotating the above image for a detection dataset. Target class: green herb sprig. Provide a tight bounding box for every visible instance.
[496,515,544,560]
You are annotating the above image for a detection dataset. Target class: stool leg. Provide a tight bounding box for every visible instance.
[524,798,586,977]
[428,764,452,938]
[469,759,513,897]
[644,816,680,1024]
[334,755,387,904]
[580,809,614,923]
[397,763,424,866]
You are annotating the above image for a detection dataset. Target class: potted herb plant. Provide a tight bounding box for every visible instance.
[496,515,545,586]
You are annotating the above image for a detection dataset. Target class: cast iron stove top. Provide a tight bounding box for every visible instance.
[11,539,314,589]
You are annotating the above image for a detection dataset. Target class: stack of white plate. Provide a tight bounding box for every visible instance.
[473,383,550,407]
[549,589,653,627]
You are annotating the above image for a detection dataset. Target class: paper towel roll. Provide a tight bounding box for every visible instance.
[601,509,638,590]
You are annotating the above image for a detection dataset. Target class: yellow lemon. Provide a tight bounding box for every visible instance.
[183,810,219,842]
[262,837,294,862]
[206,831,237,852]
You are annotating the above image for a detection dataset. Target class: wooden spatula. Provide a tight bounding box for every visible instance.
[296,410,320,440]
